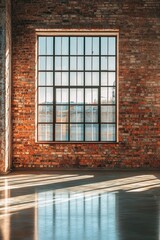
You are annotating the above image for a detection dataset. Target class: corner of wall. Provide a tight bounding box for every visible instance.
[0,0,12,174]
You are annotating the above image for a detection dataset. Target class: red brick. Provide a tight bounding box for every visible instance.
[11,0,160,169]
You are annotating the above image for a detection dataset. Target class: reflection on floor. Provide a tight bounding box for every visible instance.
[0,171,160,240]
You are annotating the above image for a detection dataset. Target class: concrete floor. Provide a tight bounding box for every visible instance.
[0,171,160,240]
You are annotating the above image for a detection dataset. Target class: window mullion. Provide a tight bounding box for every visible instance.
[37,36,39,142]
[99,37,101,142]
[68,37,70,141]
[115,36,117,142]
[37,34,117,143]
[53,37,56,141]
[84,37,85,142]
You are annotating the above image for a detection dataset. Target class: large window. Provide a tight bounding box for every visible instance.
[37,34,117,142]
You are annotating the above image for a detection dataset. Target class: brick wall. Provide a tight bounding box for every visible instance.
[0,0,5,172]
[0,0,11,173]
[12,0,160,169]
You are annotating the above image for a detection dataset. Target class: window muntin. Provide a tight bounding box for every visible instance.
[37,35,117,142]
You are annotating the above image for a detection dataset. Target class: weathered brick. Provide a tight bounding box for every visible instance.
[0,0,11,173]
[10,0,160,169]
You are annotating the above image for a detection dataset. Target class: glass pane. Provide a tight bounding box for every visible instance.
[39,57,45,70]
[56,89,68,104]
[55,37,61,55]
[70,37,77,55]
[85,57,91,70]
[46,87,53,103]
[38,87,45,104]
[38,87,53,104]
[93,37,99,55]
[62,57,69,70]
[101,106,115,122]
[55,57,61,70]
[85,72,99,86]
[108,72,116,86]
[101,72,108,86]
[70,89,84,104]
[108,37,116,55]
[46,57,53,70]
[55,57,68,70]
[101,37,108,55]
[85,37,99,55]
[85,37,92,55]
[56,106,68,122]
[85,106,98,122]
[85,124,98,141]
[70,37,84,55]
[70,124,84,141]
[70,105,83,122]
[38,124,53,141]
[101,124,115,141]
[46,37,53,55]
[55,124,68,141]
[38,106,53,122]
[70,57,83,70]
[46,72,53,85]
[85,72,91,85]
[55,37,68,55]
[92,57,99,70]
[39,37,46,55]
[101,72,116,86]
[91,72,99,86]
[70,72,83,86]
[77,57,84,70]
[55,72,68,86]
[101,87,115,104]
[101,57,108,70]
[77,37,84,55]
[85,57,99,70]
[108,57,116,71]
[39,72,45,85]
[85,88,98,104]
[70,57,76,70]
[63,72,68,85]
[55,72,61,85]
[62,37,69,55]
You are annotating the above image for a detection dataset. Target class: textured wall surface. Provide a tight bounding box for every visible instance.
[0,0,6,172]
[5,0,12,173]
[0,0,11,173]
[12,0,160,169]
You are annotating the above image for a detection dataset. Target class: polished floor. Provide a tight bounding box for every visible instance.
[0,171,160,240]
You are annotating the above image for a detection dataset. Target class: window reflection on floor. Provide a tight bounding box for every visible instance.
[37,191,118,240]
[0,180,10,240]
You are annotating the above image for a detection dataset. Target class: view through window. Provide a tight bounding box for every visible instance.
[37,35,117,142]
